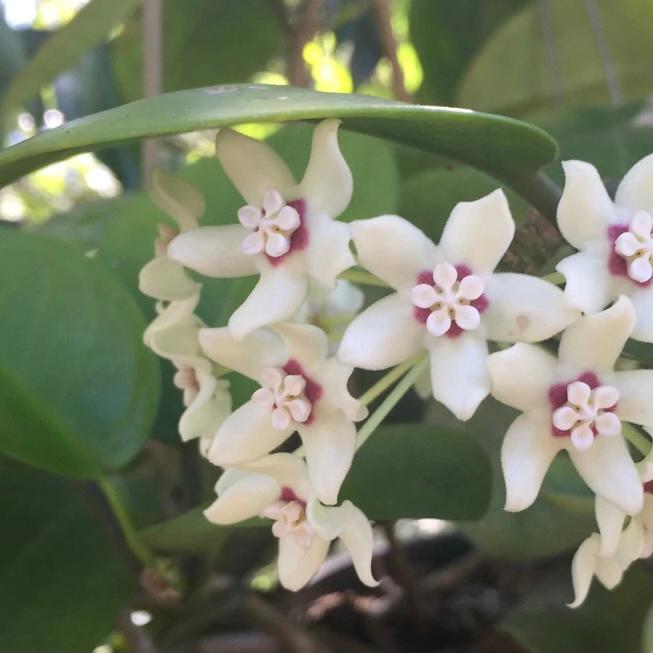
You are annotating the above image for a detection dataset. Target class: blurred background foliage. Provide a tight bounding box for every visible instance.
[0,1,652,652]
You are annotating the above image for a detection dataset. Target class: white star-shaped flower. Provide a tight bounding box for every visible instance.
[488,296,649,515]
[204,453,378,591]
[167,120,355,339]
[556,155,653,342]
[139,168,204,302]
[199,322,367,505]
[337,189,579,420]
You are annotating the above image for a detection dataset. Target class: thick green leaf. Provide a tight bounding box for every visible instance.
[0,230,159,477]
[504,564,653,653]
[0,15,26,100]
[111,0,283,101]
[341,424,492,520]
[0,457,135,652]
[1,0,141,114]
[458,0,653,116]
[0,84,559,216]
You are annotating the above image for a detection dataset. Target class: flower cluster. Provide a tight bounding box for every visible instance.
[141,121,652,602]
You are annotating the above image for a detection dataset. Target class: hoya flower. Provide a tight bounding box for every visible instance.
[205,453,377,591]
[199,322,367,504]
[294,279,364,328]
[487,297,649,515]
[337,190,578,420]
[143,294,231,443]
[168,120,355,339]
[556,156,653,342]
[139,168,204,302]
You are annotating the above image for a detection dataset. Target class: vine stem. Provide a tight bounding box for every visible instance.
[339,268,389,287]
[359,352,425,406]
[98,477,155,566]
[356,354,429,450]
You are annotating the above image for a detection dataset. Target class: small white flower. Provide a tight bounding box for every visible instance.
[204,453,378,591]
[139,168,204,301]
[556,156,653,341]
[199,322,367,505]
[168,120,355,339]
[488,297,649,515]
[337,190,578,420]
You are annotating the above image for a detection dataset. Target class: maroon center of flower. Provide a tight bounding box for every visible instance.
[607,224,652,287]
[279,486,305,504]
[643,480,653,494]
[267,198,309,267]
[547,371,617,438]
[282,358,322,424]
[413,264,489,338]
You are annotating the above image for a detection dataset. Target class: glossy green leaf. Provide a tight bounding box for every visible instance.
[0,84,559,216]
[504,564,653,653]
[458,0,653,116]
[1,0,141,114]
[111,0,283,101]
[0,15,26,100]
[0,230,159,477]
[341,424,492,520]
[0,458,135,652]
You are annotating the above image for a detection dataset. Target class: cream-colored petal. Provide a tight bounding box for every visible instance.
[338,501,379,587]
[206,401,293,466]
[501,413,561,512]
[168,225,258,278]
[243,453,312,500]
[558,160,615,249]
[615,516,645,567]
[229,265,309,339]
[613,369,653,426]
[299,407,356,505]
[306,215,355,288]
[150,167,204,231]
[299,119,352,218]
[179,374,231,441]
[337,293,423,370]
[487,343,556,413]
[568,435,643,515]
[199,326,286,380]
[558,296,635,372]
[216,128,296,206]
[273,322,329,370]
[139,256,200,302]
[569,534,601,608]
[350,215,438,290]
[595,495,626,557]
[615,153,653,215]
[317,358,368,422]
[428,333,491,421]
[556,250,615,314]
[277,532,330,591]
[204,472,280,525]
[483,273,580,342]
[630,287,653,343]
[439,189,515,274]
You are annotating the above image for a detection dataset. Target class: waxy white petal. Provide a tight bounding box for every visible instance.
[339,502,379,587]
[243,453,312,500]
[299,119,352,218]
[350,215,438,290]
[204,472,280,525]
[305,213,355,288]
[150,167,204,231]
[487,343,556,413]
[277,531,330,591]
[501,414,561,512]
[613,369,653,426]
[207,401,293,466]
[484,273,579,342]
[299,408,356,505]
[428,333,491,421]
[630,287,653,342]
[615,153,653,215]
[168,225,258,278]
[568,434,643,515]
[216,128,296,206]
[318,358,368,422]
[179,373,231,442]
[556,250,615,314]
[558,296,635,372]
[439,189,515,274]
[338,293,423,370]
[139,256,199,301]
[229,265,309,339]
[199,326,286,380]
[558,160,615,249]
[273,322,329,369]
[595,495,626,557]
[569,534,622,608]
